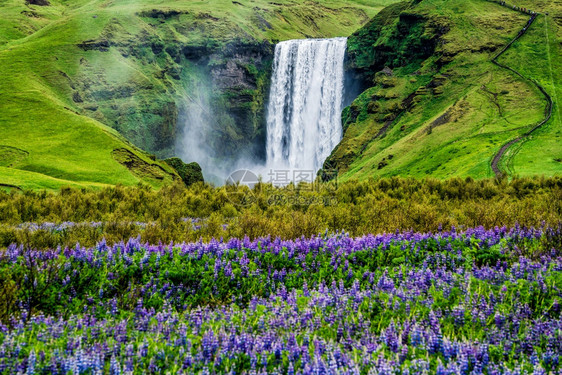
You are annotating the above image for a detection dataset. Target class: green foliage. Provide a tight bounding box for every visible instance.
[0,268,19,324]
[0,176,560,249]
[327,0,562,180]
[164,158,204,187]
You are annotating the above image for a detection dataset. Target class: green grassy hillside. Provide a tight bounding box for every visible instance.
[2,0,560,190]
[501,0,562,176]
[0,1,177,191]
[0,0,396,190]
[324,0,562,181]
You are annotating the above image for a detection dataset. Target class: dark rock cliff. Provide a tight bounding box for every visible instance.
[178,40,274,164]
[346,2,448,86]
[72,23,274,163]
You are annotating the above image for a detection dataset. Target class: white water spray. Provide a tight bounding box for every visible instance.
[265,37,347,173]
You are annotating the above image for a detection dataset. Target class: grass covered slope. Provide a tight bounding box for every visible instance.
[325,0,562,181]
[0,0,397,47]
[0,0,397,190]
[0,1,180,190]
[0,59,178,191]
[498,0,562,176]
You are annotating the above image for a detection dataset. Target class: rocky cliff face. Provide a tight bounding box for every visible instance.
[71,19,274,163]
[174,40,273,179]
[203,40,274,162]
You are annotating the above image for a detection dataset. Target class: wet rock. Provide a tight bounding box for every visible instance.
[151,41,165,55]
[210,40,273,90]
[137,9,188,19]
[182,44,217,61]
[77,39,110,52]
[26,0,50,5]
[211,60,256,89]
[381,66,393,76]
[72,92,83,103]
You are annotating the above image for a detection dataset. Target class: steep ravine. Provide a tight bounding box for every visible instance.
[73,28,274,163]
[47,0,390,182]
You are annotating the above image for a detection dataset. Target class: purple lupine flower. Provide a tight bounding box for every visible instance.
[109,355,120,375]
[26,350,36,375]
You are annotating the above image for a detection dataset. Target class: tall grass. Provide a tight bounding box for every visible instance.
[0,176,560,248]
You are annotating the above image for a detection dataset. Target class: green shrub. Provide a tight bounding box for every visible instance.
[0,176,559,248]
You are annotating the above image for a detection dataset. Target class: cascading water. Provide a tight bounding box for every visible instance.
[265,37,347,174]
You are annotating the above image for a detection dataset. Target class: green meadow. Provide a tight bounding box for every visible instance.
[327,0,562,181]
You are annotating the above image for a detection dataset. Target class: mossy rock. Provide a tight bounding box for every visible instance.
[112,148,169,181]
[0,146,29,168]
[165,158,204,187]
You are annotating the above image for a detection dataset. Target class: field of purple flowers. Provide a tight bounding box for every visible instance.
[0,225,561,374]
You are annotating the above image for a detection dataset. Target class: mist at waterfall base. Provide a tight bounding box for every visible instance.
[178,37,352,186]
[175,78,265,185]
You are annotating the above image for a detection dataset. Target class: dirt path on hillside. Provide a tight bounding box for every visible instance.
[487,1,554,177]
[544,16,562,129]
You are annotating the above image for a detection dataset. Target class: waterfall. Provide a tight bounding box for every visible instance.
[265,37,347,174]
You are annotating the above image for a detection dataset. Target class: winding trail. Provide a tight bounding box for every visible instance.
[487,1,554,177]
[544,16,562,130]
